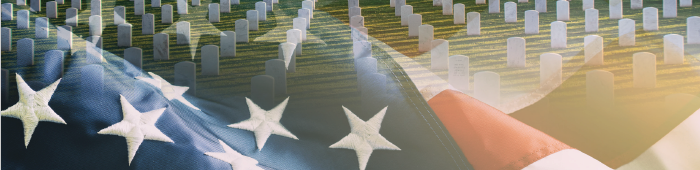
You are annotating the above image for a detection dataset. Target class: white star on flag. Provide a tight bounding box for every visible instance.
[1,73,65,148]
[330,106,401,170]
[228,97,298,151]
[137,72,200,110]
[205,140,264,170]
[97,95,174,165]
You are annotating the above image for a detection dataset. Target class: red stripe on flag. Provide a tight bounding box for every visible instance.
[428,90,571,170]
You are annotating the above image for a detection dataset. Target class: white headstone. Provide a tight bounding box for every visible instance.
[266,59,287,95]
[467,12,480,35]
[279,42,297,73]
[162,5,173,23]
[71,0,80,9]
[1,27,11,51]
[201,45,220,75]
[47,1,57,18]
[174,61,196,95]
[443,0,454,15]
[299,8,311,29]
[454,4,465,24]
[236,19,249,42]
[395,0,405,16]
[351,27,368,42]
[583,0,594,10]
[65,8,78,27]
[419,24,434,52]
[489,0,500,13]
[265,0,274,12]
[134,0,144,15]
[152,0,160,7]
[17,10,30,29]
[2,3,14,21]
[633,52,656,88]
[256,2,267,21]
[177,0,187,14]
[17,38,34,66]
[154,33,169,60]
[192,0,200,6]
[114,6,125,25]
[221,0,230,13]
[401,5,413,26]
[586,70,614,107]
[664,34,684,64]
[680,0,691,7]
[448,55,469,92]
[408,14,422,37]
[434,0,442,6]
[349,0,359,8]
[689,17,700,44]
[557,0,569,21]
[631,0,642,9]
[349,7,361,19]
[619,19,635,46]
[431,39,449,70]
[89,0,103,16]
[220,31,236,57]
[476,0,485,4]
[89,15,102,36]
[293,18,306,41]
[86,36,103,64]
[142,13,154,34]
[643,7,658,31]
[177,21,190,44]
[302,1,313,18]
[536,0,546,12]
[209,4,220,22]
[31,0,41,12]
[355,57,377,85]
[507,37,526,67]
[585,9,598,32]
[610,0,623,19]
[474,71,500,107]
[551,21,567,48]
[118,23,132,47]
[584,35,604,65]
[525,10,539,34]
[540,53,562,86]
[287,29,303,56]
[232,0,239,4]
[353,40,371,59]
[350,15,364,28]
[35,17,49,39]
[247,10,258,30]
[663,0,676,18]
[504,2,517,23]
[124,47,142,69]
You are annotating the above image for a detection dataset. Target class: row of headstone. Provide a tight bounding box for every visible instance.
[293,18,306,41]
